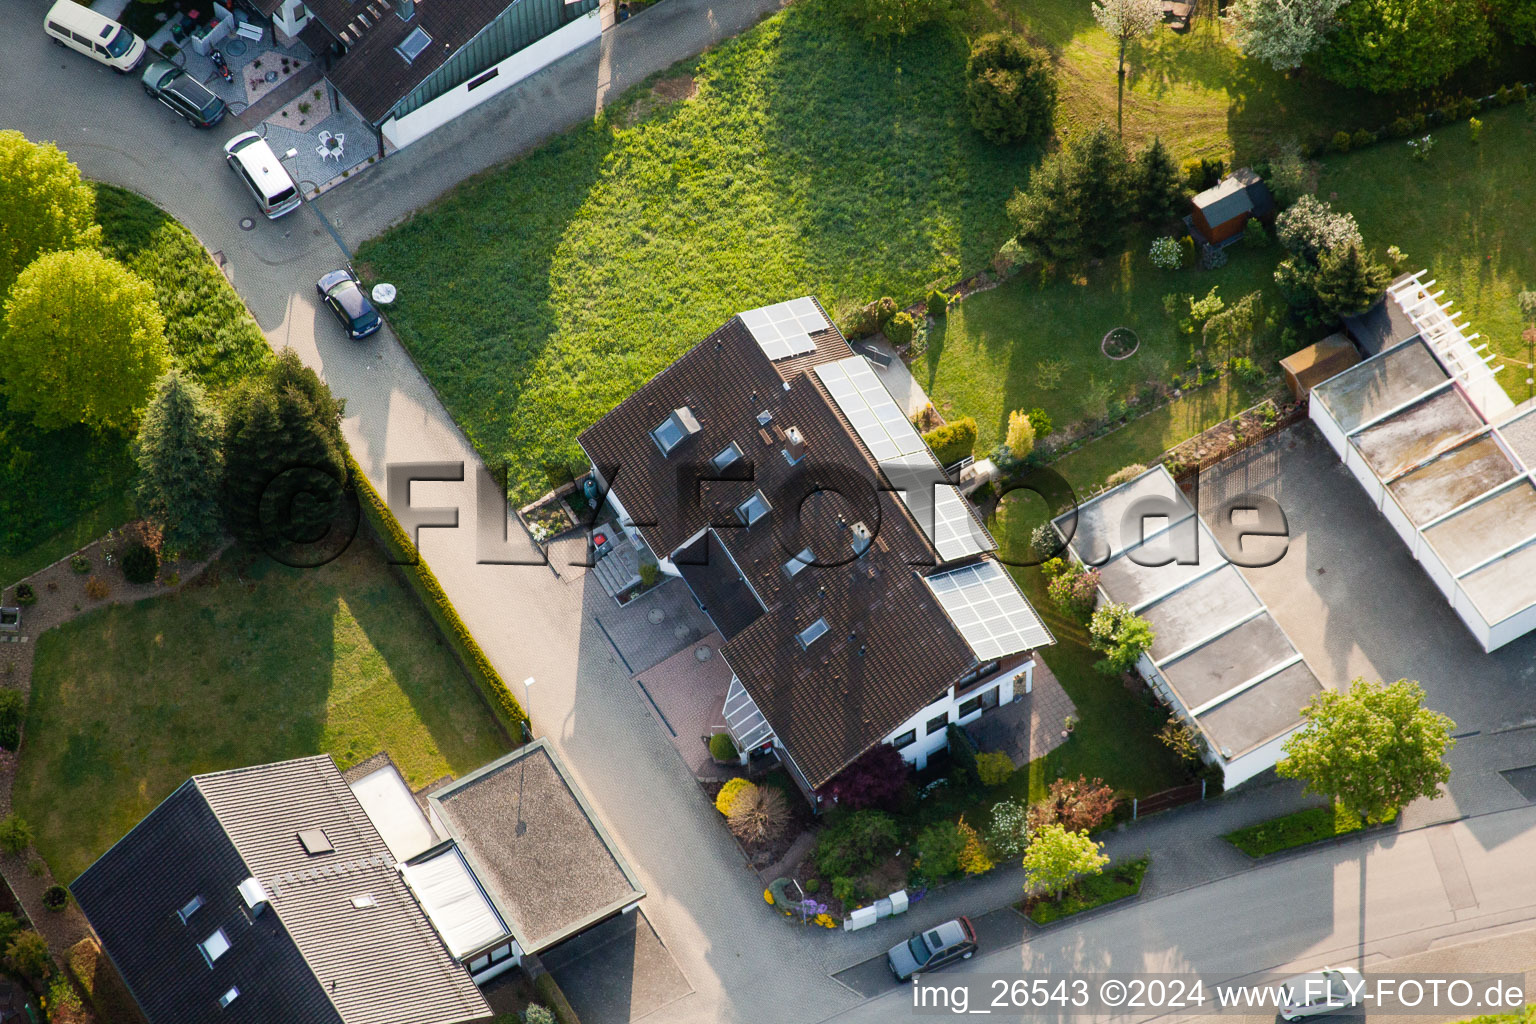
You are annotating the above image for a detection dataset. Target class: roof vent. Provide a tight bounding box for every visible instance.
[237,877,269,914]
[297,829,334,855]
[850,521,872,557]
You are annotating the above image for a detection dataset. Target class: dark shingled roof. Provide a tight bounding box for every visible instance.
[579,306,996,789]
[430,742,643,953]
[72,757,488,1024]
[674,531,766,640]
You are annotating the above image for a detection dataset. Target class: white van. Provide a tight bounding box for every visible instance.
[44,0,146,72]
[223,132,303,220]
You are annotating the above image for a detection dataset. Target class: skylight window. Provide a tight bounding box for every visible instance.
[712,442,743,472]
[199,928,231,967]
[351,894,378,909]
[297,828,333,855]
[396,26,432,62]
[652,407,701,456]
[797,618,829,650]
[783,547,814,578]
[736,490,771,526]
[219,987,240,1009]
[177,895,205,923]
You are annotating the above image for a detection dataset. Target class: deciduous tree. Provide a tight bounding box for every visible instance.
[1277,678,1455,824]
[817,742,911,810]
[0,248,167,433]
[1092,0,1161,136]
[1088,602,1155,674]
[135,369,225,553]
[1228,0,1347,70]
[1022,823,1109,898]
[1028,775,1118,832]
[1314,0,1490,94]
[0,130,101,296]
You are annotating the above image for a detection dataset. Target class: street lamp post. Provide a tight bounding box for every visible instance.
[521,676,535,742]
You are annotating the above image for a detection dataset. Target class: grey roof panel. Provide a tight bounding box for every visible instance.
[1312,338,1447,434]
[1351,388,1483,481]
[1195,660,1323,758]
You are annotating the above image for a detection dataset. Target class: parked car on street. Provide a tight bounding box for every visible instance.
[43,0,145,72]
[1279,967,1363,1021]
[316,268,382,339]
[141,61,227,128]
[224,131,302,219]
[887,918,977,982]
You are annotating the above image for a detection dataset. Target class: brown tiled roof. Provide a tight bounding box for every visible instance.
[579,307,981,789]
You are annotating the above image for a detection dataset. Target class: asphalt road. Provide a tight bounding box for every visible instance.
[828,804,1536,1023]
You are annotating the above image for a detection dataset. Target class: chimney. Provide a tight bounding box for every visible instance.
[238,877,269,916]
[782,425,807,465]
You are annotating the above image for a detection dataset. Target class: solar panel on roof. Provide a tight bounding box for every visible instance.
[740,298,827,361]
[814,357,929,460]
[925,560,1052,659]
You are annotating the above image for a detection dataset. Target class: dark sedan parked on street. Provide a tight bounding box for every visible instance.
[887,917,978,982]
[140,61,226,128]
[316,268,382,339]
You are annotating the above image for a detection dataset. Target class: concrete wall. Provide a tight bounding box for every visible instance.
[381,9,601,149]
[880,661,1029,771]
[1220,727,1297,789]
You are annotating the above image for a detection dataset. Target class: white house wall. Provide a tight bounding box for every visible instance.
[381,10,601,149]
[1310,397,1347,458]
[1220,728,1298,789]
[881,662,1029,770]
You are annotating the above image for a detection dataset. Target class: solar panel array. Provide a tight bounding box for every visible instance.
[740,298,827,361]
[818,356,994,560]
[924,560,1053,659]
[815,356,928,462]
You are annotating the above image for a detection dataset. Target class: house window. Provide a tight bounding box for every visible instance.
[199,929,231,967]
[925,712,948,736]
[797,618,829,650]
[219,987,240,1009]
[396,26,432,62]
[981,686,1000,710]
[736,490,771,526]
[958,694,986,719]
[892,729,917,749]
[177,895,205,923]
[469,954,490,972]
[783,547,814,578]
[712,442,743,472]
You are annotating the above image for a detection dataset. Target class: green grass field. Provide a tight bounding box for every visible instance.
[0,184,270,585]
[15,539,512,881]
[1319,105,1536,405]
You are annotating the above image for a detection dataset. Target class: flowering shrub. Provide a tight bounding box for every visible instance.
[988,798,1030,857]
[1046,562,1100,621]
[1407,134,1435,162]
[813,913,838,928]
[1149,236,1182,270]
[715,777,756,815]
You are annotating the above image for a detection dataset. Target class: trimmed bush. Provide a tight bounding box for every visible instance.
[1027,407,1053,438]
[915,819,967,877]
[922,416,977,467]
[0,690,23,751]
[715,777,756,815]
[708,732,738,762]
[1329,130,1352,153]
[925,288,950,318]
[121,543,158,585]
[815,809,898,878]
[1243,218,1268,247]
[41,884,69,912]
[525,1006,557,1024]
[0,815,31,855]
[13,584,35,607]
[84,576,110,600]
[1350,128,1376,149]
[70,555,90,574]
[976,751,1014,786]
[885,310,917,347]
[964,32,1057,144]
[1389,115,1415,137]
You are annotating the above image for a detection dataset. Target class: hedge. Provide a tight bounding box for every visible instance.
[346,454,531,741]
[922,416,978,467]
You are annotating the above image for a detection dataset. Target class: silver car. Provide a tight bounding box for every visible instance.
[1279,967,1362,1021]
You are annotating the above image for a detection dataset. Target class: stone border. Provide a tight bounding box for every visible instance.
[1101,327,1140,361]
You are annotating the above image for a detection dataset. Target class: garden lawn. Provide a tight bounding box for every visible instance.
[1025,857,1148,925]
[990,494,1188,799]
[923,227,1281,467]
[975,0,1532,162]
[1319,105,1536,406]
[15,539,511,882]
[356,0,1043,504]
[0,184,270,585]
[1224,803,1368,858]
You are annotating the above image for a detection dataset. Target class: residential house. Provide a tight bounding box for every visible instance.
[578,298,1054,802]
[244,0,601,149]
[73,745,642,1023]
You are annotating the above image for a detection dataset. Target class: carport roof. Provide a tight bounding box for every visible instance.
[1057,467,1323,761]
[1311,338,1448,434]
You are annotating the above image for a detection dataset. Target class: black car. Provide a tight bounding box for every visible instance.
[317,269,382,339]
[887,917,978,981]
[140,61,226,128]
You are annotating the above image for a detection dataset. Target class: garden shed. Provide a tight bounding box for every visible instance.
[1190,167,1274,245]
[1279,333,1361,400]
